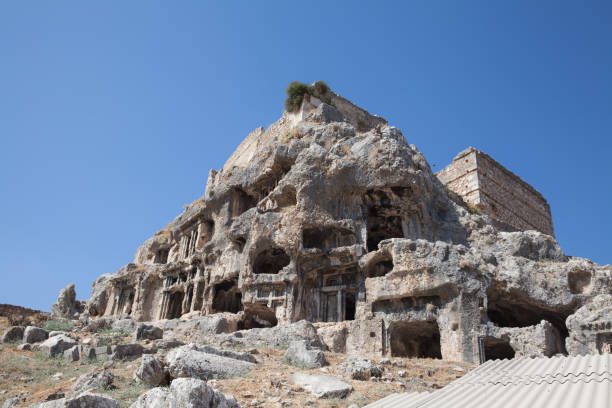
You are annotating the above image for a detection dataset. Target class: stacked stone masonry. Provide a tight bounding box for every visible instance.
[436,147,554,236]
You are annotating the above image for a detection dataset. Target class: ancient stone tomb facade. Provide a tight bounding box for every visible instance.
[84,86,611,364]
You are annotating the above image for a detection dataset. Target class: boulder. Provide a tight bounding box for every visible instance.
[65,393,119,408]
[315,323,348,353]
[2,397,20,408]
[71,370,114,395]
[85,274,114,316]
[51,283,83,319]
[284,340,326,368]
[129,378,239,408]
[111,318,137,332]
[2,326,24,343]
[195,345,257,364]
[18,343,32,351]
[48,331,66,338]
[166,344,256,380]
[39,335,77,357]
[129,388,173,408]
[217,320,323,350]
[111,344,145,361]
[291,373,352,399]
[135,324,163,341]
[63,345,81,362]
[27,399,67,407]
[24,326,49,343]
[135,355,166,387]
[340,358,383,380]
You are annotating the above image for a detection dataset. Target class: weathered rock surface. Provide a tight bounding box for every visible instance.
[39,335,77,357]
[71,370,114,395]
[65,393,119,408]
[130,378,240,408]
[216,321,323,350]
[283,340,326,368]
[2,326,24,343]
[111,343,145,361]
[135,324,163,341]
[166,345,256,380]
[566,294,612,355]
[76,84,611,364]
[51,284,83,319]
[340,358,383,380]
[135,355,166,386]
[27,393,119,408]
[23,326,48,344]
[291,373,352,399]
[3,397,21,408]
[63,345,80,362]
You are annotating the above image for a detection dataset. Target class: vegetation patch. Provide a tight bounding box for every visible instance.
[284,80,331,112]
[44,319,73,332]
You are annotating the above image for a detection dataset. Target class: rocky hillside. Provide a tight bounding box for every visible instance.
[1,82,610,407]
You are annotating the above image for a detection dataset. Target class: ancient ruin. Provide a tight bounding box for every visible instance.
[436,147,554,236]
[81,83,611,364]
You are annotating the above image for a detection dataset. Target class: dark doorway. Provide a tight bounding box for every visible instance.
[483,337,515,361]
[239,304,278,329]
[212,280,243,313]
[390,321,442,358]
[253,247,290,274]
[366,259,394,278]
[345,292,356,321]
[167,291,184,319]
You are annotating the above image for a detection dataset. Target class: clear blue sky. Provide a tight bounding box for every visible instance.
[1,2,610,312]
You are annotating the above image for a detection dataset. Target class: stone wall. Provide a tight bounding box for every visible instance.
[436,147,554,236]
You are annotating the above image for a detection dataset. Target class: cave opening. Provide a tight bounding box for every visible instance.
[482,337,515,361]
[389,320,442,358]
[154,249,169,264]
[345,292,356,321]
[231,188,257,218]
[253,247,290,274]
[167,291,185,319]
[198,220,215,247]
[366,213,404,252]
[212,279,243,314]
[303,227,355,250]
[276,186,297,208]
[239,304,278,330]
[366,259,394,278]
[568,269,592,294]
[364,190,406,252]
[486,295,571,354]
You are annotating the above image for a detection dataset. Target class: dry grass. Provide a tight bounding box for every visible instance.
[0,343,146,408]
[212,348,473,408]
[0,317,473,408]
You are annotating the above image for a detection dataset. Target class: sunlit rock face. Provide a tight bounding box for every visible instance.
[84,87,611,363]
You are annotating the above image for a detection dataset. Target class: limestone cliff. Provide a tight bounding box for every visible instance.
[82,84,612,363]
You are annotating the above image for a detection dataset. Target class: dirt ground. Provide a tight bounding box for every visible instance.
[0,317,474,407]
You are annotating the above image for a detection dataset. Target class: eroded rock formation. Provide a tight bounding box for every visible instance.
[82,84,612,363]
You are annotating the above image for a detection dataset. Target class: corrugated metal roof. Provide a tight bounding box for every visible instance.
[364,392,431,408]
[364,354,612,408]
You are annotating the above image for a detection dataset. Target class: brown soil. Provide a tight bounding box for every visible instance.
[0,329,473,408]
